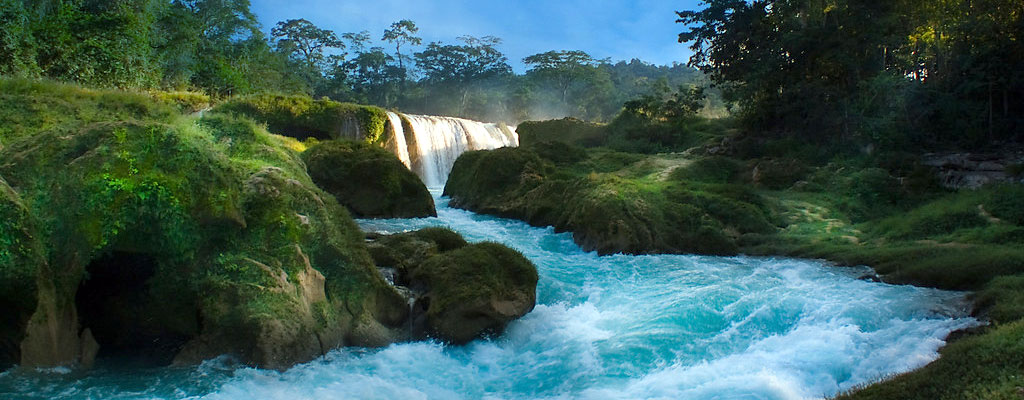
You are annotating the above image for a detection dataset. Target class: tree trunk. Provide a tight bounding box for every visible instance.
[989,81,994,142]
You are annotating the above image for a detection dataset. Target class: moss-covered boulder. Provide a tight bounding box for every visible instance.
[366,228,537,344]
[444,146,775,255]
[0,82,410,370]
[411,243,537,344]
[302,140,436,218]
[213,94,388,144]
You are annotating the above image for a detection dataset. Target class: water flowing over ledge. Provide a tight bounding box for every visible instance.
[385,112,518,187]
[0,192,978,400]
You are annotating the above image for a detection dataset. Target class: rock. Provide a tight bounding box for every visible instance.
[367,229,537,344]
[921,151,1024,190]
[0,110,408,370]
[213,94,389,144]
[0,177,42,368]
[303,140,436,218]
[443,148,768,256]
[410,243,538,344]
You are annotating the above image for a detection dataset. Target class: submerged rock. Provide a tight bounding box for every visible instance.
[366,228,537,344]
[303,140,436,218]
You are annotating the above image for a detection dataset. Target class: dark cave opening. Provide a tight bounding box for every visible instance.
[75,252,194,367]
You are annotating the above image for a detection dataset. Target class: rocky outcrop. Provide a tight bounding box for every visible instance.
[922,152,1024,190]
[443,145,775,256]
[302,140,436,218]
[0,177,44,369]
[0,99,409,370]
[366,228,538,344]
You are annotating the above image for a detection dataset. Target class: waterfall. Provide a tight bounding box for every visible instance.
[385,113,518,187]
[385,112,412,167]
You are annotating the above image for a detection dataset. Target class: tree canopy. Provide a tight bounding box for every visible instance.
[677,0,1024,149]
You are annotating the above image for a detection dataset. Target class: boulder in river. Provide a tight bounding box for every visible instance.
[367,228,538,344]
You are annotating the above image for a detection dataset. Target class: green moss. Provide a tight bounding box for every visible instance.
[671,156,745,184]
[302,140,435,218]
[445,147,773,255]
[0,78,179,149]
[367,227,467,273]
[214,94,387,144]
[0,177,42,367]
[0,81,402,367]
[411,242,537,342]
[411,227,468,252]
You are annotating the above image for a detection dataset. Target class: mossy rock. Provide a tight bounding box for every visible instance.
[302,140,435,218]
[445,147,774,256]
[410,242,537,344]
[214,94,388,144]
[366,228,534,344]
[0,177,43,368]
[0,92,408,370]
[517,118,608,148]
[366,227,469,285]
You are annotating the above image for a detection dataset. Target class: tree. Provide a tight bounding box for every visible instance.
[343,30,371,53]
[346,47,403,106]
[413,36,512,114]
[381,19,421,74]
[272,18,344,72]
[415,36,511,83]
[0,0,39,76]
[524,50,599,104]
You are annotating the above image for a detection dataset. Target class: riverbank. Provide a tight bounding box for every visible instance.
[444,121,1024,398]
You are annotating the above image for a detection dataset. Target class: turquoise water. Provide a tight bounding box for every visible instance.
[1,193,978,399]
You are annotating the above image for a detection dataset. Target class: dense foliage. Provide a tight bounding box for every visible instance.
[678,0,1024,151]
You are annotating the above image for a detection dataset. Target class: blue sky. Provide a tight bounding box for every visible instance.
[249,0,702,72]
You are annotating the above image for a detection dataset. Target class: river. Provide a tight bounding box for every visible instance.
[0,190,978,399]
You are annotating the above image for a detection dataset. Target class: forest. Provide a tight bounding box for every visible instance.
[0,0,722,123]
[678,0,1024,152]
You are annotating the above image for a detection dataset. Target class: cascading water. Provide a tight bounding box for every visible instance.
[384,113,518,187]
[0,192,979,400]
[384,112,412,168]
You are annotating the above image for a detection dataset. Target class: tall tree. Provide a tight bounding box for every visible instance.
[343,30,371,54]
[524,50,603,104]
[415,35,510,83]
[381,19,421,75]
[272,18,344,72]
